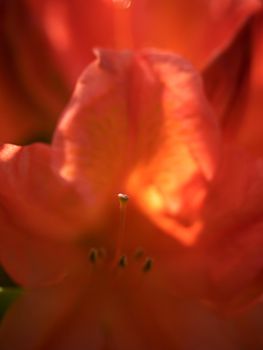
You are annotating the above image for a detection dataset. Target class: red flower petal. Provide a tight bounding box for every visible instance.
[0,143,91,286]
[0,1,69,143]
[52,50,132,229]
[200,146,263,310]
[0,267,251,350]
[23,0,261,85]
[126,50,220,244]
[53,49,220,245]
[234,10,263,154]
[166,145,263,311]
[0,143,88,240]
[132,0,261,69]
[0,224,85,287]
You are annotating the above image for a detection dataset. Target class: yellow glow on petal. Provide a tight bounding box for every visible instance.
[127,165,206,246]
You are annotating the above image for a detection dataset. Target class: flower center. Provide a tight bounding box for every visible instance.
[86,194,154,278]
[87,246,153,273]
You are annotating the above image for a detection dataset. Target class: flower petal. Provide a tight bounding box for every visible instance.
[24,0,116,85]
[234,10,263,154]
[1,269,260,350]
[0,143,91,286]
[53,49,220,245]
[153,144,263,312]
[52,50,132,229]
[202,24,250,129]
[126,50,220,244]
[133,0,261,70]
[0,1,69,143]
[0,278,102,350]
[0,143,88,240]
[0,224,85,288]
[165,145,263,311]
[24,0,261,84]
[200,146,263,310]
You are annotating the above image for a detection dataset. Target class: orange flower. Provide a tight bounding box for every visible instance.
[0,51,222,349]
[1,0,263,349]
[0,47,263,349]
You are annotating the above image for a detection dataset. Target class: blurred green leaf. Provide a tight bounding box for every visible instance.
[0,267,18,288]
[0,287,22,321]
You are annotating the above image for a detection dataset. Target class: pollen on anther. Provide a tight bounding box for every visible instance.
[118,255,128,268]
[142,257,153,272]
[118,193,129,204]
[89,248,98,263]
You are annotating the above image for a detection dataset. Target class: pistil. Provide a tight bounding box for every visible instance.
[87,194,154,279]
[114,193,129,264]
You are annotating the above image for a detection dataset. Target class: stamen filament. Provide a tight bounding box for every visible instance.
[111,0,133,49]
[114,193,129,263]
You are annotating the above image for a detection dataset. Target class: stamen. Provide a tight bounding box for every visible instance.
[118,255,128,268]
[89,248,98,264]
[118,193,129,203]
[112,0,131,9]
[109,0,133,48]
[142,257,153,272]
[114,193,129,261]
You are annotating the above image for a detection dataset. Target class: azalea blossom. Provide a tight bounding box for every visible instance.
[1,0,263,349]
[0,49,219,348]
[0,46,262,349]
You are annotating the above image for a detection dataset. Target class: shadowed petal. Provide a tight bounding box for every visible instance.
[0,222,86,287]
[0,143,91,286]
[0,143,88,241]
[0,1,69,144]
[23,0,262,84]
[0,277,103,350]
[0,271,253,350]
[200,146,263,310]
[235,10,263,154]
[167,145,263,311]
[133,0,261,70]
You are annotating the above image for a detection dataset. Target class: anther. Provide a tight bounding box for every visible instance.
[112,0,132,10]
[142,257,153,272]
[118,193,129,204]
[88,248,98,264]
[118,255,128,268]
